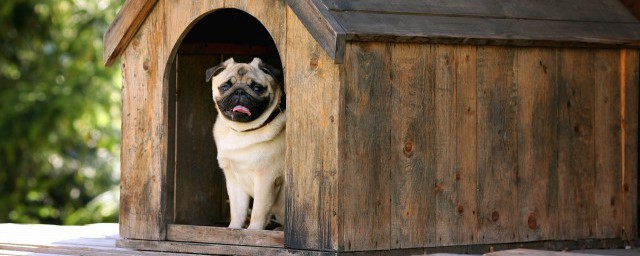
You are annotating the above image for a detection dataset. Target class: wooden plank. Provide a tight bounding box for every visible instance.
[163,0,224,62]
[515,48,559,242]
[285,0,346,63]
[453,45,479,245]
[331,12,640,48]
[593,49,623,239]
[119,0,170,240]
[284,6,341,251]
[434,45,478,246]
[339,42,391,251]
[434,44,458,246]
[622,49,639,241]
[557,48,596,240]
[476,46,518,244]
[388,43,435,248]
[485,248,597,256]
[117,239,307,256]
[103,0,159,66]
[174,54,229,226]
[167,224,284,248]
[322,0,638,23]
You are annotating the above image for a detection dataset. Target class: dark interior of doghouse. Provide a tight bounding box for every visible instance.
[168,8,282,228]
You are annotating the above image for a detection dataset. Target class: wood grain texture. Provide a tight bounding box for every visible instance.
[388,43,435,249]
[340,42,391,251]
[285,0,346,63]
[163,0,224,62]
[476,46,518,244]
[104,0,159,66]
[117,239,305,256]
[433,45,478,246]
[452,45,479,245]
[593,50,622,239]
[167,224,284,247]
[323,0,638,23]
[331,11,640,49]
[515,48,559,242]
[557,49,596,240]
[119,0,169,240]
[284,6,341,251]
[622,49,639,240]
[173,54,229,226]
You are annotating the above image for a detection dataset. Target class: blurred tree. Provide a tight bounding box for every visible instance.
[0,0,123,224]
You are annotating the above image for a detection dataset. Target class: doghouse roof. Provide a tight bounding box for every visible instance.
[104,0,640,65]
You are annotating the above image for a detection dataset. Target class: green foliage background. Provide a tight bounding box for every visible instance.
[0,0,123,224]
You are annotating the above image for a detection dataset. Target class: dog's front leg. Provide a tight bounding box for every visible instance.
[247,174,281,230]
[226,178,250,229]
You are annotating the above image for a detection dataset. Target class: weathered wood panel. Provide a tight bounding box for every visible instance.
[103,0,159,66]
[331,11,640,49]
[174,54,228,226]
[433,45,479,246]
[557,49,596,240]
[340,42,391,251]
[119,0,169,240]
[284,6,341,251]
[433,45,478,246]
[388,43,435,248]
[166,224,283,247]
[323,0,638,23]
[285,0,346,63]
[515,48,559,242]
[476,46,518,244]
[593,50,622,238]
[163,0,223,63]
[623,49,639,240]
[453,45,479,245]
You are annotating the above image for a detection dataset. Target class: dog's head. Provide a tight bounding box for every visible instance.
[207,57,283,126]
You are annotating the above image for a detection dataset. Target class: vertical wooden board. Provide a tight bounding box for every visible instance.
[388,43,435,249]
[224,0,287,64]
[453,45,479,245]
[593,49,622,239]
[476,46,518,244]
[434,44,458,246]
[515,47,559,242]
[163,0,224,60]
[174,54,229,226]
[165,55,177,225]
[623,49,639,240]
[284,6,340,251]
[340,42,391,251]
[557,48,596,240]
[119,0,168,240]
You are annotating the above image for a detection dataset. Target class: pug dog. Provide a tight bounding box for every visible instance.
[206,57,285,230]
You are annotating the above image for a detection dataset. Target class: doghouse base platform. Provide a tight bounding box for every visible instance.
[117,237,630,256]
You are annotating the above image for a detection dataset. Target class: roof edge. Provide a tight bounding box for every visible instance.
[103,0,159,67]
[286,0,346,63]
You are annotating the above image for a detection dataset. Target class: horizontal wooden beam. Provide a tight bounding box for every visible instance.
[103,0,159,66]
[166,224,284,248]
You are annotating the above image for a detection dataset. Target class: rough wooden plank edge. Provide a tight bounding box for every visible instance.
[285,0,346,63]
[117,239,309,256]
[103,0,159,66]
[166,224,284,248]
[115,238,626,255]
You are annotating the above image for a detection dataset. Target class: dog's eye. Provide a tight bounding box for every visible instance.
[250,82,265,94]
[219,83,231,93]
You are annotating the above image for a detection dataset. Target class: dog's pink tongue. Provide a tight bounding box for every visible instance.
[232,105,252,116]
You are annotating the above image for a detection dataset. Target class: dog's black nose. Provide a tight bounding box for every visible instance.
[233,89,246,96]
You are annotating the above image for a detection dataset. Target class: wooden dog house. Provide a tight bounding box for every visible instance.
[104,0,640,255]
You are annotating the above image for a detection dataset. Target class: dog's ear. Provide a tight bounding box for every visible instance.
[206,58,235,82]
[252,58,282,83]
